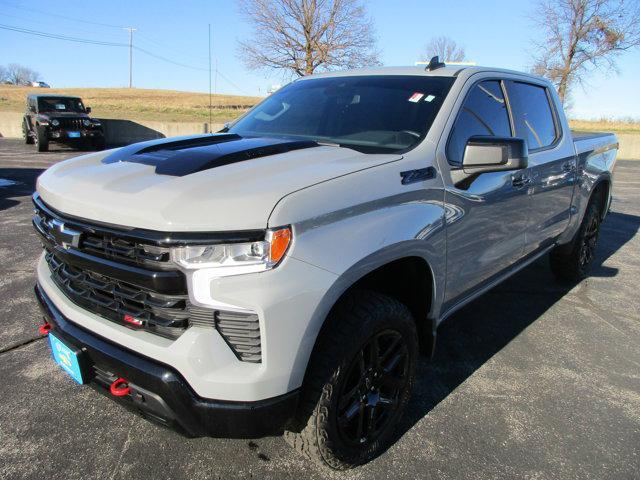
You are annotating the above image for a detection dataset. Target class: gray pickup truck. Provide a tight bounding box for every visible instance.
[33,61,617,469]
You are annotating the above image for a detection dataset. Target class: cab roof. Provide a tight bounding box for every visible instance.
[298,65,545,83]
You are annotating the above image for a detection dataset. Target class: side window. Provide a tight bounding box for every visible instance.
[507,82,557,150]
[446,80,511,165]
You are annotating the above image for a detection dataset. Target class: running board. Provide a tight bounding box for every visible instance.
[437,243,556,326]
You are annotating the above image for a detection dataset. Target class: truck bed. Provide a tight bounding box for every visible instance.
[571,130,618,156]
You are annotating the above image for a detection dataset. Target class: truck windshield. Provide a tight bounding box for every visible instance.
[37,97,85,113]
[229,75,455,153]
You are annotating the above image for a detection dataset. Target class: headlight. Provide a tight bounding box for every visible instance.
[170,227,291,275]
[82,119,91,127]
[50,119,59,127]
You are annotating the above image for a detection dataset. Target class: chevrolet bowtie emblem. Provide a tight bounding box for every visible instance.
[49,219,81,249]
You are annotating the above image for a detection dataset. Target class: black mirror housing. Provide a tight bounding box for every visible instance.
[86,107,92,114]
[462,136,528,173]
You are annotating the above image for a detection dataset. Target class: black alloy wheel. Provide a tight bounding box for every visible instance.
[336,330,409,446]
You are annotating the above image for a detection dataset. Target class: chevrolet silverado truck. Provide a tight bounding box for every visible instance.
[23,94,105,152]
[33,60,617,469]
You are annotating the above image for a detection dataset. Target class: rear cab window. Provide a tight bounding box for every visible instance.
[505,81,559,150]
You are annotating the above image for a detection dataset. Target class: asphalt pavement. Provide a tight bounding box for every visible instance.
[0,138,638,479]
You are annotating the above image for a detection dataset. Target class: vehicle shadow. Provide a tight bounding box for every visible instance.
[100,119,166,146]
[0,167,45,212]
[392,210,640,450]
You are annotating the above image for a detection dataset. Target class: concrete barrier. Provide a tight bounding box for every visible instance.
[0,111,224,146]
[617,133,640,160]
[0,112,24,138]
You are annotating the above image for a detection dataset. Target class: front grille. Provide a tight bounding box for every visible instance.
[46,251,190,338]
[34,194,263,361]
[33,196,172,270]
[57,117,85,129]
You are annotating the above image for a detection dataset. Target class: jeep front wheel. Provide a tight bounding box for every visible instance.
[35,126,49,152]
[285,291,418,469]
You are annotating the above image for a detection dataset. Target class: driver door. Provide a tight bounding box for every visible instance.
[438,79,530,311]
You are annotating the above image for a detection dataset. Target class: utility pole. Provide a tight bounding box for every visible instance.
[124,27,136,88]
[208,24,212,128]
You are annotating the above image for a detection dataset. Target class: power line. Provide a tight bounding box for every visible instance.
[0,1,126,29]
[0,23,126,46]
[0,22,253,95]
[136,32,210,63]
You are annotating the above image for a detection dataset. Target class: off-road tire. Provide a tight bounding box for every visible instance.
[23,119,34,144]
[35,126,49,152]
[284,290,418,470]
[550,199,602,282]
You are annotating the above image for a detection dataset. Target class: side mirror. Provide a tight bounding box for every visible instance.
[85,106,92,114]
[462,136,528,173]
[30,106,36,113]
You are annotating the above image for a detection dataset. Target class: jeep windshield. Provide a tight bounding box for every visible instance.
[228,75,455,153]
[37,97,86,113]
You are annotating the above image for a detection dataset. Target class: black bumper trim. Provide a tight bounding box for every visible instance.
[34,283,298,438]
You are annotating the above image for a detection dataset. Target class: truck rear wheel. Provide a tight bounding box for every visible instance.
[550,200,602,282]
[35,126,49,152]
[284,290,418,470]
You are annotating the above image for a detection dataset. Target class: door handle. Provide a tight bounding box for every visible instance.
[512,174,531,188]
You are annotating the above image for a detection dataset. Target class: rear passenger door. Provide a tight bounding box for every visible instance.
[505,81,576,252]
[440,79,529,309]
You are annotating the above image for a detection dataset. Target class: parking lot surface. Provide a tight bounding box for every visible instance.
[1,138,638,479]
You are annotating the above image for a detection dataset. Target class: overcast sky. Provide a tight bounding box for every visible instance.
[1,0,638,119]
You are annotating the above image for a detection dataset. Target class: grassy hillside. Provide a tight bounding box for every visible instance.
[0,85,261,123]
[1,85,638,133]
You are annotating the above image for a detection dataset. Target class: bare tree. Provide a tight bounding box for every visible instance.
[5,63,40,85]
[237,0,380,76]
[531,0,640,104]
[422,36,466,62]
[0,65,9,84]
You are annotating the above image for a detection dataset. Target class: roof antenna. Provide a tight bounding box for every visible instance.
[426,56,446,71]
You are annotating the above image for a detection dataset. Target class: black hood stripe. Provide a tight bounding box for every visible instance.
[102,134,319,177]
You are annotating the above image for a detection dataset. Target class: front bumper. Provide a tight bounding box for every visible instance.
[34,283,299,438]
[48,128,104,141]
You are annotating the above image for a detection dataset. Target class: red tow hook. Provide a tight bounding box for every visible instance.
[109,378,131,397]
[38,323,52,335]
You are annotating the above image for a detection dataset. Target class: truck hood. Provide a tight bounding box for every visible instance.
[37,134,401,231]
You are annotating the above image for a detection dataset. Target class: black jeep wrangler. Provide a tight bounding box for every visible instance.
[22,94,105,152]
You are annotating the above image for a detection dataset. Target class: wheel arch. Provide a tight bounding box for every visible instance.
[591,178,611,219]
[293,250,439,396]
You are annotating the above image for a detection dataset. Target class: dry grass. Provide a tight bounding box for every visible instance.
[568,119,640,134]
[0,85,261,123]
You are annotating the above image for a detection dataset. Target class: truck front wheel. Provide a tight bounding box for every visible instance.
[550,200,602,282]
[285,291,418,470]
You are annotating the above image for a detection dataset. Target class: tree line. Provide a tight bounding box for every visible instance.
[238,0,640,105]
[0,63,40,86]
